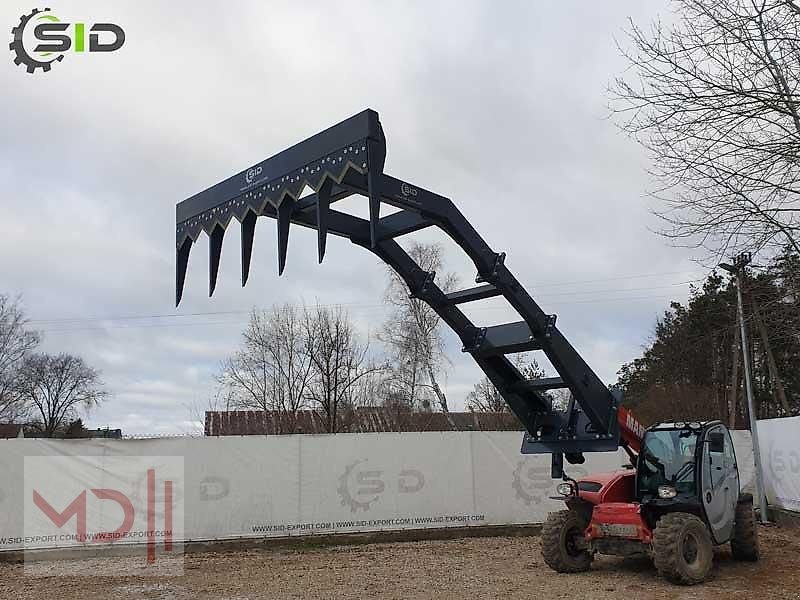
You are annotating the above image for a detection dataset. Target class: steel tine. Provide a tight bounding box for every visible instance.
[366,139,385,248]
[241,211,257,287]
[277,199,292,275]
[209,224,225,297]
[316,178,333,263]
[175,237,192,306]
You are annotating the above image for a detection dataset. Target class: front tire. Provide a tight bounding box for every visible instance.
[653,512,714,585]
[541,509,592,573]
[730,493,760,561]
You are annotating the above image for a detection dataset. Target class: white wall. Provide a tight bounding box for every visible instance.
[0,429,759,551]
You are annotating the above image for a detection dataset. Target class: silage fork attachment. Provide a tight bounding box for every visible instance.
[175,109,621,464]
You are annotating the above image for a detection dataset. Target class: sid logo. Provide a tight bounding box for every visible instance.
[10,8,125,74]
[768,441,800,478]
[245,166,263,185]
[512,459,588,505]
[337,459,425,513]
[401,183,418,197]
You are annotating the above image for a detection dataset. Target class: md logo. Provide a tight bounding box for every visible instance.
[10,8,125,74]
[24,456,183,570]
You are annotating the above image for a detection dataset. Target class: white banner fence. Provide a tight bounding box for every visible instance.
[0,427,773,552]
[758,416,800,513]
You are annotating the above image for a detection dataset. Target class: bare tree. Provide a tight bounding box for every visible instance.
[380,242,458,424]
[219,305,313,428]
[302,304,385,433]
[218,303,384,433]
[15,353,105,437]
[0,295,39,421]
[466,357,547,412]
[612,0,800,261]
[751,293,790,414]
[466,377,505,413]
[186,384,235,436]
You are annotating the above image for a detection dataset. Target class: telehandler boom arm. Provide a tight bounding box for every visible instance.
[617,407,644,455]
[175,109,626,463]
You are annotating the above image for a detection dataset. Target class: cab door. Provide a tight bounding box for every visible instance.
[701,425,738,543]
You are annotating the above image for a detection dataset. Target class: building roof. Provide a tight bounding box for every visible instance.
[0,423,24,439]
[205,408,522,436]
[86,428,123,439]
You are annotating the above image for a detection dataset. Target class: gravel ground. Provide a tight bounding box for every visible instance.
[0,525,796,599]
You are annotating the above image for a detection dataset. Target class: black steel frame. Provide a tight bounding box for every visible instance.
[175,109,621,458]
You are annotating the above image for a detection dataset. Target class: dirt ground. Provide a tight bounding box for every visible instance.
[0,525,797,600]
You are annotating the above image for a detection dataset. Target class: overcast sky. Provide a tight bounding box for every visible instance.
[1,1,704,435]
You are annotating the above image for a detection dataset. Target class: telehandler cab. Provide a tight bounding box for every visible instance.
[174,109,759,585]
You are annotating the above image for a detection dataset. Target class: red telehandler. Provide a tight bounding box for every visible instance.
[174,110,759,585]
[543,407,758,584]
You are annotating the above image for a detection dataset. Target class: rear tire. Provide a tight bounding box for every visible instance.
[652,512,714,585]
[731,493,760,561]
[541,509,592,573]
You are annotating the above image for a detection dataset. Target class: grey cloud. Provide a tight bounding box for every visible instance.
[1,0,694,434]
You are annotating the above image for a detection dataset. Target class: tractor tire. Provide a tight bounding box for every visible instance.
[541,509,592,573]
[652,512,714,585]
[730,493,760,561]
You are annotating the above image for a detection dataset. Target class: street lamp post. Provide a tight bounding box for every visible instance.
[720,252,769,522]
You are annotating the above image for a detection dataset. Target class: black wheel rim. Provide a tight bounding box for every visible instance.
[682,532,699,565]
[564,525,583,557]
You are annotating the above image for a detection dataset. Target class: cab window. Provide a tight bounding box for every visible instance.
[723,429,736,469]
[704,426,726,489]
[637,428,699,498]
